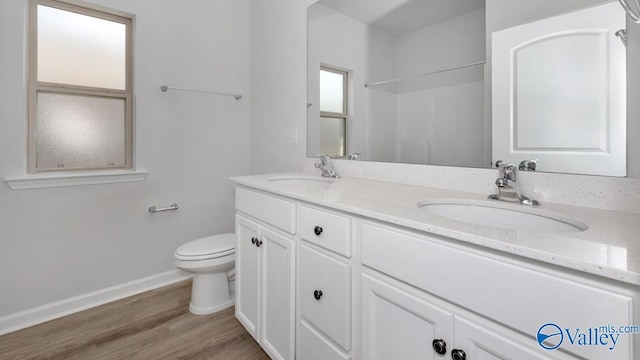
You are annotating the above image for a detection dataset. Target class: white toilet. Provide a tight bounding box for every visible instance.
[174,233,236,315]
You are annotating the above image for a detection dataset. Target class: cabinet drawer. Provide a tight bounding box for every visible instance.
[299,244,351,350]
[299,319,351,360]
[236,187,296,234]
[361,222,634,360]
[299,206,351,257]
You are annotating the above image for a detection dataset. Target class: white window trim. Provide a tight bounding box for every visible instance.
[4,1,146,190]
[5,170,147,190]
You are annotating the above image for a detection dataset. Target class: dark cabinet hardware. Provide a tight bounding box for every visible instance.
[451,349,466,360]
[432,339,447,355]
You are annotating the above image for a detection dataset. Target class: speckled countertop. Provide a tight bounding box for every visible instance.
[231,173,640,286]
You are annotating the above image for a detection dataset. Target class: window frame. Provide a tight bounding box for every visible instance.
[27,0,133,173]
[319,65,349,158]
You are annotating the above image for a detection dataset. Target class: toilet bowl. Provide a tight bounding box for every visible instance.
[175,233,236,315]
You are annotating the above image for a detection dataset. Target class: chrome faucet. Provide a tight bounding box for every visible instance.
[315,154,340,178]
[488,161,539,206]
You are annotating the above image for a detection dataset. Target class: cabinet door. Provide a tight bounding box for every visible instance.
[362,274,453,360]
[235,215,260,341]
[261,228,296,360]
[454,317,578,360]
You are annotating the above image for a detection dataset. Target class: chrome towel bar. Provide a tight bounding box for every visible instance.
[160,85,242,100]
[148,203,178,213]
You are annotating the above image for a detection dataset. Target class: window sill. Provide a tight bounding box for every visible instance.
[4,170,148,190]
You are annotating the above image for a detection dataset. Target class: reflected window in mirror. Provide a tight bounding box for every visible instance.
[319,65,348,157]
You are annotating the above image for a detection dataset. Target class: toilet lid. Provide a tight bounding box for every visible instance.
[175,233,236,261]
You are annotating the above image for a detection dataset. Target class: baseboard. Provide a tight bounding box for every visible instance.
[0,269,192,336]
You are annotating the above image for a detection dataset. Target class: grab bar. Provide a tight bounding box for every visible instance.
[148,203,179,213]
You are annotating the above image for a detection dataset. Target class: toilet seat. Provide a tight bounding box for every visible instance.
[175,233,235,261]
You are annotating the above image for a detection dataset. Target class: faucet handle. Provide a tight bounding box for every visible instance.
[519,159,538,171]
[315,154,330,165]
[495,160,516,170]
[495,161,517,181]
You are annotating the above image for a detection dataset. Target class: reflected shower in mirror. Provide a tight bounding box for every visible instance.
[307,0,630,177]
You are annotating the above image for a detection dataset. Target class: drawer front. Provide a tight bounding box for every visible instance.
[298,319,351,360]
[236,187,296,234]
[299,206,351,257]
[361,222,634,360]
[299,244,351,350]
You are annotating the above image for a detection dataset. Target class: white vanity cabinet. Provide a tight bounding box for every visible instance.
[233,179,638,360]
[297,205,352,360]
[235,188,296,360]
[361,221,636,360]
[362,272,573,360]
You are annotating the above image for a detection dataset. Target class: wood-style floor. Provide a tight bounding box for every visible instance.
[0,280,270,360]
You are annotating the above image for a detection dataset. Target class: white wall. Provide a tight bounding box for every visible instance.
[307,4,371,159]
[249,0,316,174]
[365,28,398,163]
[395,9,485,78]
[629,12,640,178]
[0,0,250,321]
[394,9,485,166]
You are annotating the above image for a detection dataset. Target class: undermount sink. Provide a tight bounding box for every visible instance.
[267,175,335,190]
[417,200,588,233]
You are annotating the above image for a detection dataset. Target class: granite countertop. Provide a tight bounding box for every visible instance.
[231,173,640,286]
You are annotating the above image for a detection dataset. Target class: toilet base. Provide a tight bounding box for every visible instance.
[189,271,234,315]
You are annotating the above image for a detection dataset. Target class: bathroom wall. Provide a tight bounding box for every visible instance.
[0,0,250,329]
[365,31,397,163]
[307,4,375,162]
[394,9,486,166]
[249,0,317,174]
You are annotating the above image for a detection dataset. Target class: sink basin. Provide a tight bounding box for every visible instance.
[417,200,588,233]
[267,175,335,191]
[268,175,334,185]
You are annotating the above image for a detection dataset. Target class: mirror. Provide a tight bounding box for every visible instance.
[307,0,631,177]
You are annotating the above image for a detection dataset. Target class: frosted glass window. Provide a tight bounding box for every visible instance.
[36,92,126,170]
[28,1,132,173]
[320,117,346,157]
[320,69,345,113]
[37,4,126,90]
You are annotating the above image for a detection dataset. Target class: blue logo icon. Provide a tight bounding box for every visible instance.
[537,323,563,350]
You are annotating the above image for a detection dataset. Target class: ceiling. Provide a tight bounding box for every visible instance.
[319,0,486,36]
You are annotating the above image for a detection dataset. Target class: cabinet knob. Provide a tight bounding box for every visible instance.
[313,290,323,300]
[251,237,257,244]
[314,226,323,236]
[256,239,262,247]
[451,349,466,360]
[432,339,447,355]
